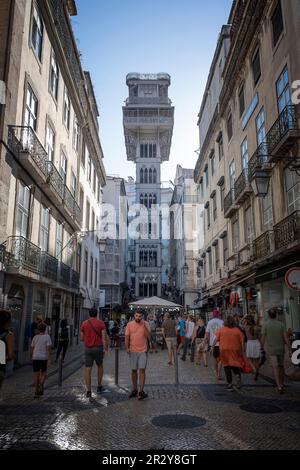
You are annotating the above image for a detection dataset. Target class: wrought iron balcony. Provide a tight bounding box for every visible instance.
[71,269,80,289]
[59,262,71,286]
[266,105,299,161]
[224,189,238,218]
[0,244,6,264]
[63,185,75,216]
[45,162,65,201]
[252,231,273,261]
[7,126,48,181]
[74,201,82,225]
[41,252,58,282]
[5,236,41,273]
[126,97,171,106]
[234,169,252,203]
[274,211,300,251]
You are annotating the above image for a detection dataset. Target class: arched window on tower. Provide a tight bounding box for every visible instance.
[144,168,148,184]
[139,250,143,266]
[140,168,144,184]
[153,168,157,184]
[149,168,153,184]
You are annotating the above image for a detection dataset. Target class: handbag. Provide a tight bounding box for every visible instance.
[241,357,253,374]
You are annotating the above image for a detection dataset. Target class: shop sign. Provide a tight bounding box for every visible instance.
[285,267,300,291]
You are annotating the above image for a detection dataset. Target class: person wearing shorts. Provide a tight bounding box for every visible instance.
[81,308,109,398]
[31,322,52,398]
[125,311,150,400]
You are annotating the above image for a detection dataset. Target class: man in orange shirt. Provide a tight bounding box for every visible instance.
[125,311,151,400]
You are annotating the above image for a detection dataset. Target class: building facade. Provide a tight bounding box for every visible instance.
[123,73,174,298]
[194,0,300,333]
[0,0,105,363]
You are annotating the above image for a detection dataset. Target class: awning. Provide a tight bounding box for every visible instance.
[224,272,256,288]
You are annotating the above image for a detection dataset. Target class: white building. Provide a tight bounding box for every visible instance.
[123,73,174,298]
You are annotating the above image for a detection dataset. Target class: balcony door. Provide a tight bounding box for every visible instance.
[15,181,30,238]
[229,161,235,190]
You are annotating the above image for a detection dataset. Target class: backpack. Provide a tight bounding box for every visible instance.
[60,327,69,341]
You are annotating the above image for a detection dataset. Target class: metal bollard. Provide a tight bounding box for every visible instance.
[114,347,119,386]
[174,342,179,386]
[58,357,63,387]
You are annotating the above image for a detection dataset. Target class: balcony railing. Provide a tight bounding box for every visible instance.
[64,185,75,215]
[234,168,252,203]
[59,262,71,286]
[7,126,48,177]
[74,201,82,225]
[224,189,237,217]
[252,231,273,261]
[274,211,300,250]
[126,97,171,105]
[266,105,299,157]
[46,162,65,200]
[71,269,80,289]
[5,236,41,273]
[41,252,58,282]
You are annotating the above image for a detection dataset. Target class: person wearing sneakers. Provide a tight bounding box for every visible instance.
[205,308,224,379]
[31,322,52,398]
[125,311,151,400]
[80,308,109,398]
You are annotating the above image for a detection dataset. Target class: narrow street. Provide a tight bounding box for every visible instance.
[1,347,299,450]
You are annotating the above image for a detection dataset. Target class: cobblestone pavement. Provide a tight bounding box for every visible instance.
[0,347,299,450]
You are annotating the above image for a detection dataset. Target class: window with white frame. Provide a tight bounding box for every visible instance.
[40,206,50,252]
[24,85,38,130]
[15,181,30,238]
[210,152,215,176]
[31,4,43,60]
[241,137,249,172]
[252,49,261,86]
[208,250,212,275]
[63,87,71,129]
[229,160,236,189]
[87,155,92,182]
[256,108,266,146]
[232,218,239,253]
[55,222,63,260]
[45,123,55,161]
[244,204,255,244]
[73,117,80,152]
[50,53,59,100]
[285,168,300,214]
[71,171,77,197]
[60,151,67,184]
[218,134,224,161]
[261,188,273,231]
[276,66,291,113]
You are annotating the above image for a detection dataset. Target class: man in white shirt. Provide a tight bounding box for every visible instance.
[205,309,224,379]
[181,315,195,361]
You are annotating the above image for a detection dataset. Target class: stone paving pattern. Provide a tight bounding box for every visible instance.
[0,346,299,450]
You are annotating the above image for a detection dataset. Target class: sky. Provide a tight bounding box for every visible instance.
[72,0,233,184]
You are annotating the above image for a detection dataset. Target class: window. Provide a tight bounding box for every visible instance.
[84,249,88,284]
[276,66,291,113]
[63,88,70,130]
[98,182,101,203]
[86,199,90,231]
[252,49,261,86]
[93,169,97,194]
[220,186,225,211]
[244,205,254,244]
[140,143,157,158]
[81,143,86,168]
[205,166,209,187]
[223,235,228,265]
[87,155,92,182]
[24,85,38,130]
[31,4,43,60]
[60,152,67,184]
[39,206,50,252]
[218,134,224,161]
[229,161,236,189]
[208,251,212,275]
[272,1,284,47]
[73,117,80,152]
[285,169,300,214]
[91,210,95,241]
[90,256,93,286]
[55,222,63,260]
[227,114,233,141]
[79,188,84,212]
[95,259,98,288]
[256,108,266,146]
[239,85,245,117]
[232,218,239,253]
[71,171,77,197]
[261,188,273,231]
[15,181,30,238]
[45,123,55,161]
[241,137,249,171]
[210,152,215,176]
[50,54,59,99]
[153,168,157,184]
[212,193,217,221]
[206,204,211,229]
[215,245,220,273]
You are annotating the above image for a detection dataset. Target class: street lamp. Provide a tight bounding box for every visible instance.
[183,260,189,276]
[251,168,271,197]
[98,238,107,253]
